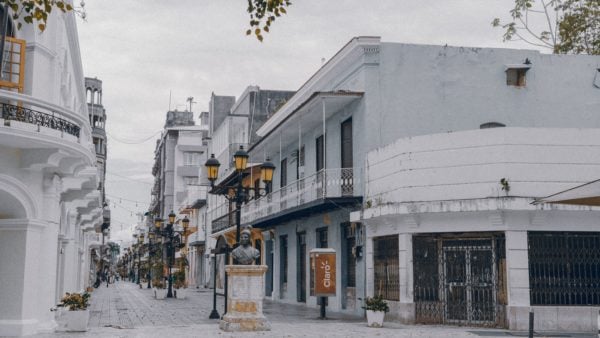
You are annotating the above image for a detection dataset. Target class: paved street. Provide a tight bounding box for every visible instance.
[29,282,595,338]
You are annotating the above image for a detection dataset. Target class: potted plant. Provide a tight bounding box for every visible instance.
[362,295,389,328]
[153,278,167,299]
[173,270,187,299]
[57,292,91,332]
[174,279,187,299]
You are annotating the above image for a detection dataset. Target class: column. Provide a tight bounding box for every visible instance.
[505,230,530,330]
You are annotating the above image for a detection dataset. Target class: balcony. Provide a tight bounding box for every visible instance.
[212,209,235,234]
[241,168,362,227]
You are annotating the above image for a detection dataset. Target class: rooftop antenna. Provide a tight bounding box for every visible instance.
[187,96,196,112]
[168,90,172,111]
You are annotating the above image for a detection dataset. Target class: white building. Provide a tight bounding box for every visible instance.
[0,4,105,337]
[148,110,208,288]
[241,36,600,328]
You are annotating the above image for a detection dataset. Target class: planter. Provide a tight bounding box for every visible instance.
[175,288,187,299]
[155,288,167,300]
[366,310,385,328]
[63,310,89,332]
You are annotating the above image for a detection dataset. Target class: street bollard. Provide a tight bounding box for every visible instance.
[597,309,600,338]
[528,310,534,338]
[319,297,326,319]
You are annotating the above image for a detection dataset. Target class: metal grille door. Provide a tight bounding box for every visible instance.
[414,235,506,327]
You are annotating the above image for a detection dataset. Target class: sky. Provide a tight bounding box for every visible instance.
[76,0,545,245]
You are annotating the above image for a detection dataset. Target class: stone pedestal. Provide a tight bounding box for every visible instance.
[219,265,271,332]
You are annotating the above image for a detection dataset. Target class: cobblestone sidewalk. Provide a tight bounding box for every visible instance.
[29,282,594,338]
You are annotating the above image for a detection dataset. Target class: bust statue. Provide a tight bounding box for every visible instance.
[231,228,260,265]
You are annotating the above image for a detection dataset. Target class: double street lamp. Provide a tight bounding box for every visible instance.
[153,211,189,298]
[204,145,275,319]
[204,146,275,246]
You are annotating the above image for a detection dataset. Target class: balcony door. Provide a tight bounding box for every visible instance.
[340,118,353,196]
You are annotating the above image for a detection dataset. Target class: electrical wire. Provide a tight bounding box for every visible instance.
[106,193,150,206]
[106,130,162,144]
[106,172,153,185]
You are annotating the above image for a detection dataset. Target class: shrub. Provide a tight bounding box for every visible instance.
[362,295,389,313]
[58,292,90,311]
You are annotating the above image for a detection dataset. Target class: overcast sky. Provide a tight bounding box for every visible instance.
[77,0,544,245]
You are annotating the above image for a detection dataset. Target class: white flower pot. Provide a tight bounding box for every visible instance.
[63,310,89,332]
[366,310,385,328]
[155,288,167,299]
[175,288,187,299]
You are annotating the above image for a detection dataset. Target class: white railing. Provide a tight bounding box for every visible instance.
[241,168,361,224]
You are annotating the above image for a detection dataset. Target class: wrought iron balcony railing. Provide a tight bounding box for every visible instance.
[241,168,360,225]
[1,102,80,137]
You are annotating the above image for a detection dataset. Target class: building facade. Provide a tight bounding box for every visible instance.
[241,37,600,324]
[206,87,295,293]
[0,5,105,336]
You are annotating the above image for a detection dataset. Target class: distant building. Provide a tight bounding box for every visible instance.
[200,87,295,290]
[84,76,111,287]
[0,7,104,337]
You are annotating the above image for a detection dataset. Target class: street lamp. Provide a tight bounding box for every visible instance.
[204,146,275,319]
[204,145,275,247]
[147,231,156,289]
[153,212,185,298]
[136,233,144,285]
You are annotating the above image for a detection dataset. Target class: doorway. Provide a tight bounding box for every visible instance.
[297,232,306,302]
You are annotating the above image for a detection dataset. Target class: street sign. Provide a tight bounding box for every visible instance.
[310,248,336,297]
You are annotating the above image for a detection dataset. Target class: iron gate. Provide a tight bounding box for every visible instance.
[413,235,506,327]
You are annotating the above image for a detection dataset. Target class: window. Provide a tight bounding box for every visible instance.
[316,135,324,171]
[480,122,506,129]
[254,239,262,265]
[506,67,529,87]
[183,152,202,166]
[528,231,600,306]
[280,158,287,188]
[343,224,356,288]
[280,235,288,289]
[316,227,328,248]
[373,235,399,301]
[341,118,353,168]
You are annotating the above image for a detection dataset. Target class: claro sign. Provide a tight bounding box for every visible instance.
[310,248,336,297]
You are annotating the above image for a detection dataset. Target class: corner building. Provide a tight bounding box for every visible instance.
[242,36,600,330]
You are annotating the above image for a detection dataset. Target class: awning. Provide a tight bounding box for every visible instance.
[189,240,205,247]
[533,179,600,206]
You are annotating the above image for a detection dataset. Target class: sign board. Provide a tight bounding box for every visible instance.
[310,248,336,297]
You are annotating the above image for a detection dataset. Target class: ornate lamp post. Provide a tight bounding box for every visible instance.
[204,147,275,247]
[204,146,275,319]
[153,211,187,298]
